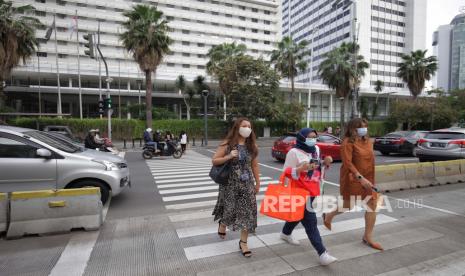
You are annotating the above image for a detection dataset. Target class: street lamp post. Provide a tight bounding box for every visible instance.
[202,90,209,146]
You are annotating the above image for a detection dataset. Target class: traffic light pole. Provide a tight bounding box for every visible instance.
[96,32,113,140]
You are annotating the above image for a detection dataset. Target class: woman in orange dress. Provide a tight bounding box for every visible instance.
[322,118,383,250]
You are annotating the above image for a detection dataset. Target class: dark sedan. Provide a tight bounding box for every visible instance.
[374,131,428,156]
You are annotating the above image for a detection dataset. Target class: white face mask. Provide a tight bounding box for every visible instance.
[357,127,368,137]
[239,127,252,138]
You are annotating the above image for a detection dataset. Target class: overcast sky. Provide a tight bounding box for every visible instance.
[426,0,465,53]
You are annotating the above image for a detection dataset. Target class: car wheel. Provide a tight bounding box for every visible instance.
[173,150,182,159]
[381,151,390,156]
[419,158,428,163]
[142,150,153,159]
[69,180,110,205]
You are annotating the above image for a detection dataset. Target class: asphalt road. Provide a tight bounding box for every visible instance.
[1,147,464,276]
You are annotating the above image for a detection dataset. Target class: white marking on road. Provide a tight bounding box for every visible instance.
[154,172,211,180]
[383,158,418,163]
[152,168,212,176]
[165,195,265,210]
[157,180,216,189]
[48,231,100,276]
[149,166,212,172]
[323,180,465,218]
[162,186,268,202]
[184,214,397,260]
[156,176,272,184]
[159,180,277,194]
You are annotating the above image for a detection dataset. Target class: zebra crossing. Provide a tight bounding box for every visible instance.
[146,151,452,274]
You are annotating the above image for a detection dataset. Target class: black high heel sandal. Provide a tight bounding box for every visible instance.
[239,240,252,257]
[217,222,226,239]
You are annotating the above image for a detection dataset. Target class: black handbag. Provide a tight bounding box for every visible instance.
[209,161,231,185]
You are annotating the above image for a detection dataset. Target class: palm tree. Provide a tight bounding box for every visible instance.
[206,42,246,114]
[175,75,189,120]
[372,80,384,119]
[0,0,39,109]
[270,36,309,103]
[397,50,438,100]
[318,42,369,133]
[120,4,172,128]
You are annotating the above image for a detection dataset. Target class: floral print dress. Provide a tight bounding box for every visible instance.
[213,144,257,232]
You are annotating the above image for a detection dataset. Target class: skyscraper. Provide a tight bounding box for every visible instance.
[433,13,465,92]
[281,0,427,119]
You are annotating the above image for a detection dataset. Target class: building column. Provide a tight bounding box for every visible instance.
[330,93,334,122]
[68,78,72,87]
[298,92,302,103]
[127,81,131,92]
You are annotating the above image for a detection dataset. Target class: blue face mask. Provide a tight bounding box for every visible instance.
[357,127,368,137]
[305,138,317,147]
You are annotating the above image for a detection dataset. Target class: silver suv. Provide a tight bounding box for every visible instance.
[0,126,130,203]
[416,128,465,162]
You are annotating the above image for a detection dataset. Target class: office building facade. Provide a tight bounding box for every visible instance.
[281,0,427,121]
[7,0,280,118]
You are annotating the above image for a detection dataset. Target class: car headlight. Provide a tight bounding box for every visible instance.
[92,160,120,171]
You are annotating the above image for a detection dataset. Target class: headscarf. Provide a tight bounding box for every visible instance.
[294,128,318,154]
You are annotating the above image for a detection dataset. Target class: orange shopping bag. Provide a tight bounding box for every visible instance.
[259,173,310,222]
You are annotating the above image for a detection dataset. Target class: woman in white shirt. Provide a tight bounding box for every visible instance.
[279,128,338,266]
[179,131,187,153]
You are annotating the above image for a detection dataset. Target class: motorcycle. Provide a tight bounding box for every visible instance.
[142,140,182,159]
[96,138,119,155]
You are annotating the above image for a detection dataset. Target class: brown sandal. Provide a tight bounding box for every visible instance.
[322,213,332,231]
[217,222,226,239]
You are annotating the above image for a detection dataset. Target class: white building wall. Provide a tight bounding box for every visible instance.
[12,0,281,85]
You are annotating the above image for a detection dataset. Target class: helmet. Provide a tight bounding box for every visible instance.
[146,128,152,132]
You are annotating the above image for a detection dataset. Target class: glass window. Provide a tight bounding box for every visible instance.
[252,18,258,23]
[197,43,205,47]
[0,137,39,158]
[425,132,465,140]
[182,53,190,57]
[25,131,80,153]
[182,64,190,68]
[252,8,258,12]
[182,41,190,46]
[317,135,338,143]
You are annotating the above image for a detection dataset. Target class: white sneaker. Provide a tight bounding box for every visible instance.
[319,251,338,266]
[280,233,300,245]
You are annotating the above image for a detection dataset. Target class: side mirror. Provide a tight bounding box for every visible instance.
[36,148,52,158]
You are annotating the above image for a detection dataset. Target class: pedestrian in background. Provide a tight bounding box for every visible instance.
[165,131,173,141]
[279,128,338,266]
[334,127,341,138]
[211,117,260,258]
[180,131,188,153]
[323,118,383,251]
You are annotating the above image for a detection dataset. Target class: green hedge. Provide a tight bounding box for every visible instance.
[8,118,393,140]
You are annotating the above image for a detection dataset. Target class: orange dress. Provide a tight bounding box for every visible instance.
[340,137,376,208]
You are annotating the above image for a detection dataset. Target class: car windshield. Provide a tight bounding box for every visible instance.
[283,136,296,143]
[425,132,465,140]
[25,131,81,153]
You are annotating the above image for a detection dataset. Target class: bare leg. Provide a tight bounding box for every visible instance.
[362,200,383,250]
[239,230,252,257]
[323,199,354,230]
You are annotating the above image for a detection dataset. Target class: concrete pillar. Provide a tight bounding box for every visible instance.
[330,93,334,122]
[127,81,131,92]
[68,78,73,87]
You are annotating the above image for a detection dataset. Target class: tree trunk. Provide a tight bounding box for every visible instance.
[340,96,346,136]
[187,107,191,120]
[145,70,153,128]
[290,76,295,103]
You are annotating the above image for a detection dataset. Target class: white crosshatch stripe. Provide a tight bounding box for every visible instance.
[162,186,269,202]
[156,176,272,184]
[165,195,266,210]
[152,168,212,176]
[158,180,279,194]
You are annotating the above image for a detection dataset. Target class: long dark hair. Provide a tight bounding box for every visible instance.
[344,118,369,143]
[221,117,258,159]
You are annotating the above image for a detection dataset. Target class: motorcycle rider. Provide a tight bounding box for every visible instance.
[84,129,104,150]
[154,130,164,152]
[144,128,160,153]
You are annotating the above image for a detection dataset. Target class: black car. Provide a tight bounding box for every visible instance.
[374,131,428,156]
